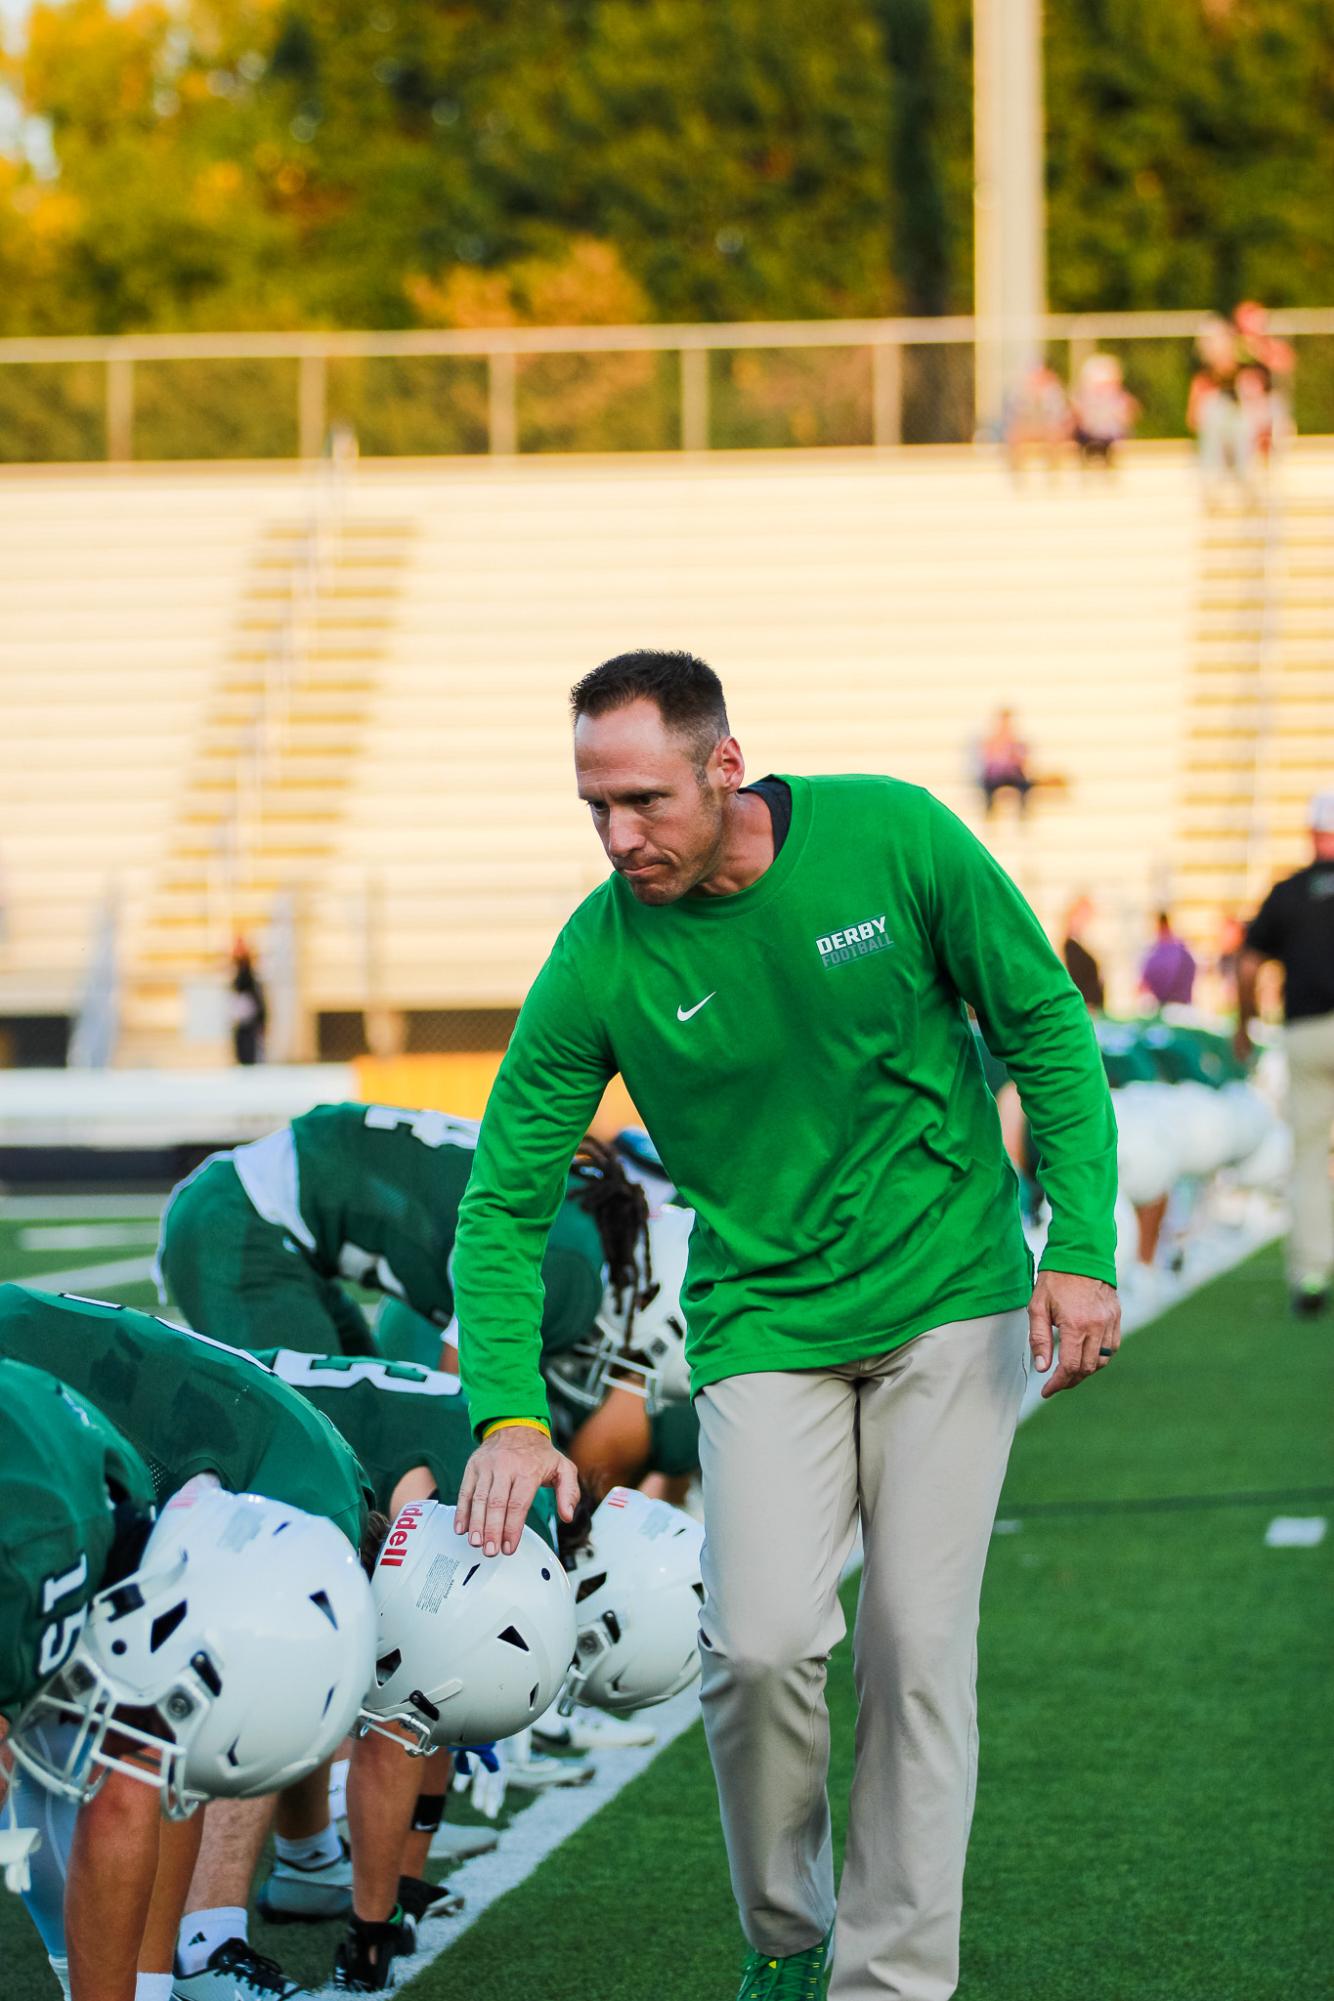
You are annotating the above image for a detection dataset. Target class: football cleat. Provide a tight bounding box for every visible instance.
[332,1909,415,1992]
[735,1928,833,1999]
[172,1937,303,2000]
[499,1726,596,1791]
[426,1820,499,1861]
[396,1874,464,1923]
[256,1840,352,1922]
[503,1747,596,1790]
[533,1704,657,1751]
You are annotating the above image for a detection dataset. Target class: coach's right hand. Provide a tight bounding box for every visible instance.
[454,1426,580,1558]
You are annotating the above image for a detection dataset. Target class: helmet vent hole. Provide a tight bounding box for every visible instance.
[375,1648,402,1687]
[497,1625,530,1653]
[602,1610,622,1644]
[225,1740,242,1769]
[528,1683,540,1708]
[575,1571,607,1603]
[191,1651,222,1697]
[321,1685,335,1718]
[462,1565,481,1587]
[540,1567,552,1581]
[111,1638,128,1656]
[150,1602,187,1652]
[693,1582,706,1602]
[309,1589,338,1629]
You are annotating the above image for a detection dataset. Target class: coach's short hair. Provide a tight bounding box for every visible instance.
[570,650,730,767]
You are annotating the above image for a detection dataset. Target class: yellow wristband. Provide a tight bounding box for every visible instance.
[481,1418,551,1441]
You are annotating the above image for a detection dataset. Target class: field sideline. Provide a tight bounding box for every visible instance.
[0,1214,1328,2000]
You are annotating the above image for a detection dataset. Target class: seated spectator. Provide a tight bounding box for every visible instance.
[1071,353,1139,469]
[1002,362,1072,476]
[978,707,1033,818]
[1139,910,1197,1008]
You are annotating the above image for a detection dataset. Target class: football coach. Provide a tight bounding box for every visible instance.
[453,651,1120,2001]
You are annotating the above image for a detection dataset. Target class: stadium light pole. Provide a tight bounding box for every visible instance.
[973,0,1046,436]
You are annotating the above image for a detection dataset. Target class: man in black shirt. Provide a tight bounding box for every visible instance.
[1238,791,1334,1315]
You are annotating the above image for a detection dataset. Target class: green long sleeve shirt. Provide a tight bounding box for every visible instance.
[454,775,1118,1435]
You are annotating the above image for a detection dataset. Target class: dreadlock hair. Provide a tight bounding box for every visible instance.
[571,1136,654,1348]
[360,1509,393,1578]
[555,1478,600,1567]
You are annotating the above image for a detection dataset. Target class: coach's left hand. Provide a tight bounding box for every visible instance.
[1028,1270,1121,1398]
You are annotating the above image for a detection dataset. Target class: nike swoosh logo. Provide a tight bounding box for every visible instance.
[677,992,716,1022]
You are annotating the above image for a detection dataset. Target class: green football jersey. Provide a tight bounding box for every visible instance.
[0,1358,155,1715]
[1139,1019,1246,1088]
[0,1287,371,1549]
[252,1348,553,1537]
[1096,1020,1159,1089]
[291,1103,605,1338]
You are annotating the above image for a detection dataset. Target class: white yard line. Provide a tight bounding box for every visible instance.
[11,1254,156,1294]
[18,1224,161,1252]
[0,1193,165,1220]
[305,1209,1284,2001]
[306,1688,704,1999]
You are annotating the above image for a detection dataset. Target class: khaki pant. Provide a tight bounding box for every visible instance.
[696,1309,1029,2001]
[1285,1012,1334,1287]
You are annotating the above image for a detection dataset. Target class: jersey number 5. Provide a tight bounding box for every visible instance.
[37,1555,90,1679]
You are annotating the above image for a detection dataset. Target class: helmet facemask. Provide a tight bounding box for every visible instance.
[554,1203,694,1417]
[10,1545,226,1820]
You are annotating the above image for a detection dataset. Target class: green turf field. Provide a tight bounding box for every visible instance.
[391,1243,1330,2001]
[0,1218,1328,2000]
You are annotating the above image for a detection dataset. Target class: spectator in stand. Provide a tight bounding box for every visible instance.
[1233,300,1296,459]
[1236,790,1334,1318]
[1002,361,1072,477]
[230,938,267,1066]
[978,707,1034,819]
[1071,353,1139,469]
[1187,315,1250,498]
[1061,894,1105,1013]
[1139,910,1197,1008]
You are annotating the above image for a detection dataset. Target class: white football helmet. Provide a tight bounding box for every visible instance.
[563,1488,704,1714]
[547,1205,694,1417]
[362,1500,576,1753]
[8,1490,375,1819]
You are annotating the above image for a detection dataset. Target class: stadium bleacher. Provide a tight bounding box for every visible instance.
[2,442,1329,1063]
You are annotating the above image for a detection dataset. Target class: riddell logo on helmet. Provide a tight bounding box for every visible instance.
[379,1501,427,1569]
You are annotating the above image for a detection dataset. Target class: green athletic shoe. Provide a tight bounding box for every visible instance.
[735,1929,833,1999]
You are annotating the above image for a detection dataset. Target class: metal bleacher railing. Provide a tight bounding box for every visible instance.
[1,309,1332,462]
